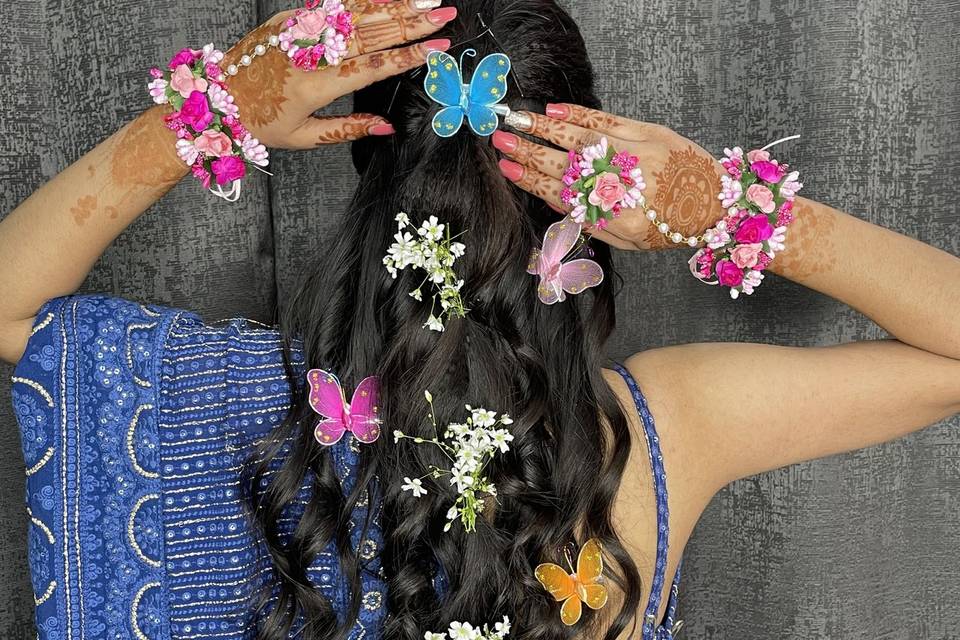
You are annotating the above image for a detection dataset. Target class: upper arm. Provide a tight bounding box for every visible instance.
[626,340,960,491]
[0,317,37,365]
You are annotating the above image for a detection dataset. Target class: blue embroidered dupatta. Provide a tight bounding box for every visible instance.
[10,295,387,640]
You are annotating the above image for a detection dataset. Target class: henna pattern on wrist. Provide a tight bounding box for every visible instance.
[110,111,185,190]
[644,146,725,250]
[771,200,837,278]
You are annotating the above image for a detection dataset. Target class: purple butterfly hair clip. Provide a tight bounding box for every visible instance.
[307,369,382,446]
[527,218,604,305]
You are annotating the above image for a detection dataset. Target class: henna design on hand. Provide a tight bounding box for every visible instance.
[224,21,292,129]
[336,44,421,79]
[645,146,725,250]
[511,139,567,176]
[771,200,838,278]
[311,116,377,145]
[353,17,413,55]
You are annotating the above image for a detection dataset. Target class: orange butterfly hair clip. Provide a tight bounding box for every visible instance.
[535,538,609,626]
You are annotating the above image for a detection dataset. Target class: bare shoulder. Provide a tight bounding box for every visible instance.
[616,340,960,491]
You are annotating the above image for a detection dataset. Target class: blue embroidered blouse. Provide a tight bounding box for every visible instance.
[10,294,683,640]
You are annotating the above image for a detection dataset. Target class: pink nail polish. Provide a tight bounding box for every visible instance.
[545,103,570,120]
[422,38,452,52]
[498,159,525,182]
[491,130,519,153]
[426,6,457,25]
[369,123,396,136]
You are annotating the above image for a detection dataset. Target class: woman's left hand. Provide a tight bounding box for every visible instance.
[494,104,728,251]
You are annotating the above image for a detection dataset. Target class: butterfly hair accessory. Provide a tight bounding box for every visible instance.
[424,48,512,138]
[535,538,609,626]
[307,369,382,446]
[527,218,604,305]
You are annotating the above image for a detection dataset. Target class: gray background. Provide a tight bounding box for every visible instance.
[1,0,958,637]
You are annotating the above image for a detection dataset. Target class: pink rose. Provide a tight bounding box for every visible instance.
[734,215,775,244]
[290,9,328,40]
[193,129,233,157]
[750,160,784,183]
[179,91,214,131]
[716,260,744,287]
[170,64,208,99]
[168,48,199,70]
[747,149,770,163]
[729,243,764,269]
[211,155,246,186]
[588,172,627,212]
[745,183,776,214]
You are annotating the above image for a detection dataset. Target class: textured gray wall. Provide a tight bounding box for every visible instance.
[1,0,958,637]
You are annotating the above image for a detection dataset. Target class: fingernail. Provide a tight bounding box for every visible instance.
[427,6,457,25]
[546,103,570,120]
[369,122,396,136]
[491,130,519,153]
[504,111,533,131]
[413,0,442,9]
[498,159,525,182]
[422,38,451,52]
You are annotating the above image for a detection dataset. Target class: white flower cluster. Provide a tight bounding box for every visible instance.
[383,213,467,332]
[424,616,511,640]
[395,390,514,533]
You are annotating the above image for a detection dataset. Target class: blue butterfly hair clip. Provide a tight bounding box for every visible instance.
[424,48,512,138]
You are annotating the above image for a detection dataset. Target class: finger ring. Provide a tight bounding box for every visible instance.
[561,137,645,228]
[279,0,356,71]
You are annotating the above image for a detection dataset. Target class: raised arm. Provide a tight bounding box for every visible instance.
[494,105,960,488]
[0,1,455,365]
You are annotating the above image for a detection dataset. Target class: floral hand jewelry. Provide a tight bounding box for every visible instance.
[307,369,382,446]
[535,538,608,626]
[561,137,645,228]
[688,136,804,299]
[394,391,514,533]
[384,213,467,332]
[148,44,270,201]
[424,616,512,640]
[279,0,355,71]
[527,218,604,305]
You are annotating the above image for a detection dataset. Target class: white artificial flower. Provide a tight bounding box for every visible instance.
[396,211,410,227]
[425,633,447,640]
[490,430,514,454]
[419,216,445,241]
[393,430,404,443]
[494,616,511,637]
[450,467,474,492]
[409,289,423,301]
[471,408,497,428]
[448,622,479,640]
[424,315,445,332]
[446,505,460,521]
[450,242,466,258]
[401,477,427,498]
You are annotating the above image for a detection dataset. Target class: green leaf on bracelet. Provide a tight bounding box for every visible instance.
[294,38,318,47]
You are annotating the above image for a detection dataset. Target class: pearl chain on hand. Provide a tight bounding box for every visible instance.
[221,35,281,80]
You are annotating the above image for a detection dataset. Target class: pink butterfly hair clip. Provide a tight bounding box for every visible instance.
[527,218,604,305]
[307,369,382,446]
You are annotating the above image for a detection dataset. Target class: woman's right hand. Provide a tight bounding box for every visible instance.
[223,0,456,149]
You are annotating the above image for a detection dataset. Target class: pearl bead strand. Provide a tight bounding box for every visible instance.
[219,34,281,81]
[643,205,709,248]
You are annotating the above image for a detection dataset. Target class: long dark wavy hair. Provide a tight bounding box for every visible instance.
[244,2,642,639]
